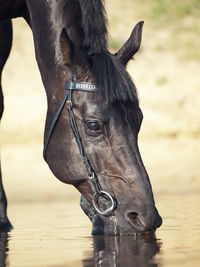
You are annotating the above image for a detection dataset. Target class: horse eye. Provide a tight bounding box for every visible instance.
[86,121,101,132]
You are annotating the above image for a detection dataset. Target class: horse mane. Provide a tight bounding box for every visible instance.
[78,0,139,104]
[78,0,108,55]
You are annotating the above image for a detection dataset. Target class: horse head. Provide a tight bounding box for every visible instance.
[44,21,162,235]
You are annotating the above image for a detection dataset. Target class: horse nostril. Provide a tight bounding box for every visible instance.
[127,212,138,221]
[125,211,145,232]
[125,208,162,232]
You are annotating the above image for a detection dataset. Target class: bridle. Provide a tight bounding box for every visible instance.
[44,72,116,216]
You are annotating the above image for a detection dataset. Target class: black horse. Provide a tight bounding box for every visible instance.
[0,0,162,235]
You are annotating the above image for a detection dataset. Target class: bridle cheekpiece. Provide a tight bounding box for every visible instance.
[44,72,116,216]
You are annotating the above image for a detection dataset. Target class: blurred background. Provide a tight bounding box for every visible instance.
[0,0,199,266]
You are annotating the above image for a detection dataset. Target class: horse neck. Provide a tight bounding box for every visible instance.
[26,0,82,93]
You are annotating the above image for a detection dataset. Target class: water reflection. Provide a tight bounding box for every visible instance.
[0,232,9,267]
[83,234,161,267]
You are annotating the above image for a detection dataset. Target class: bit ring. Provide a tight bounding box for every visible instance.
[92,191,115,216]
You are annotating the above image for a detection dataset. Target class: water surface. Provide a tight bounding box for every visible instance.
[2,192,199,266]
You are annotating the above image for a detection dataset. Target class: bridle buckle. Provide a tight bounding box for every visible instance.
[66,99,72,108]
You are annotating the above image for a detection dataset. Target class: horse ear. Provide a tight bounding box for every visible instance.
[115,21,144,66]
[60,28,74,66]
